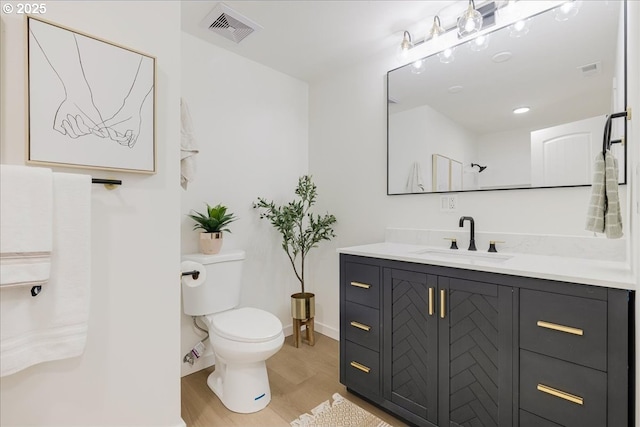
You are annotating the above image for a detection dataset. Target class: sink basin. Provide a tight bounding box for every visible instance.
[411,248,513,263]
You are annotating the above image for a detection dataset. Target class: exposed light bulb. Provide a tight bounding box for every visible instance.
[457,0,483,38]
[396,31,413,62]
[430,16,445,41]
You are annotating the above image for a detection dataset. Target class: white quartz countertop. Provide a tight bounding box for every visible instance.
[338,242,636,290]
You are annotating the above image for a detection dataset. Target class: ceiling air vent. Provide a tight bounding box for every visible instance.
[201,3,262,44]
[578,61,601,78]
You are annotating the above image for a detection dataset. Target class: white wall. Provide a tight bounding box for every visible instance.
[307,13,635,341]
[0,2,182,426]
[179,32,308,375]
[476,129,531,189]
[389,104,477,193]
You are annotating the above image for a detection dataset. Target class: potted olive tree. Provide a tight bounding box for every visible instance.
[254,175,337,323]
[188,203,237,254]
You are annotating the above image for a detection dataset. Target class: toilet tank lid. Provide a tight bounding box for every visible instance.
[182,250,245,265]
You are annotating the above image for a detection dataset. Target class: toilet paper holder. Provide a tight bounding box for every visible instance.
[182,270,200,280]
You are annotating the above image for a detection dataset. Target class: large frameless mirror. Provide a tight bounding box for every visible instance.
[387,0,627,194]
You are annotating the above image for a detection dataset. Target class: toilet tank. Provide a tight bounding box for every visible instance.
[181,250,245,316]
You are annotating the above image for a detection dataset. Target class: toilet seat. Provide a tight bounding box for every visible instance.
[207,307,282,343]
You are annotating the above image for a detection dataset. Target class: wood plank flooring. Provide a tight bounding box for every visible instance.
[181,333,407,427]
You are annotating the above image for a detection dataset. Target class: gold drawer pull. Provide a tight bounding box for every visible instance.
[350,321,371,332]
[350,361,371,373]
[440,289,446,319]
[537,320,584,336]
[350,281,371,289]
[428,287,434,316]
[537,384,584,405]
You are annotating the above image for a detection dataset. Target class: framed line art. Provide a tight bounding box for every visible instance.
[26,16,156,173]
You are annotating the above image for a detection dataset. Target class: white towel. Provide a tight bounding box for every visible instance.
[0,172,91,377]
[0,165,52,289]
[585,151,623,238]
[406,162,425,192]
[181,98,199,190]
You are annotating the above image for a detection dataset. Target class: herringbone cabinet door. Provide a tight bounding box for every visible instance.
[383,269,438,424]
[439,278,513,427]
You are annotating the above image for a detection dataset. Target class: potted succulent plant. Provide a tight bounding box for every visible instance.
[188,203,237,255]
[254,175,337,324]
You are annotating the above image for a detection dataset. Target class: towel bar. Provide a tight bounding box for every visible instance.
[91,178,122,190]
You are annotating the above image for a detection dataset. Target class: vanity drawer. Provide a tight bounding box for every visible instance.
[344,301,380,351]
[520,289,607,370]
[519,410,562,427]
[344,340,380,395]
[520,350,606,427]
[345,262,380,309]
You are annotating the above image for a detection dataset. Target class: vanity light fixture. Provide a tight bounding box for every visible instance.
[457,0,483,38]
[513,106,530,114]
[430,16,446,41]
[397,31,413,60]
[397,1,497,65]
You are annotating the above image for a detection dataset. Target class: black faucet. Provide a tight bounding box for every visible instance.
[458,216,477,251]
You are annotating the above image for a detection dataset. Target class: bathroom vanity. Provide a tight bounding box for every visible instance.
[338,243,634,427]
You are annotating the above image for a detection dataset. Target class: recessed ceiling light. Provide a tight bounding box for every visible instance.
[448,85,463,94]
[513,106,530,114]
[492,51,513,63]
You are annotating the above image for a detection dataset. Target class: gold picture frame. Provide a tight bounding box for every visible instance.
[26,16,157,173]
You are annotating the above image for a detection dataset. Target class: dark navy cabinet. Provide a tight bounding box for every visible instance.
[339,254,633,427]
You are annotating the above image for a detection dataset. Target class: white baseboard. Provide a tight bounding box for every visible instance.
[285,320,339,341]
[175,419,187,427]
[181,321,339,378]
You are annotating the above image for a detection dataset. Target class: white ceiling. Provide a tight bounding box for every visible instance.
[180,1,624,134]
[180,0,457,82]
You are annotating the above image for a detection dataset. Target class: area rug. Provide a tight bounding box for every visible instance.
[291,393,393,427]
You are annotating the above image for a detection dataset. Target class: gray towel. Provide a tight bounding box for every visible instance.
[585,151,622,238]
[604,152,623,238]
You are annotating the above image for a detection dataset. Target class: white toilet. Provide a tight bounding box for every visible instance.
[181,250,284,414]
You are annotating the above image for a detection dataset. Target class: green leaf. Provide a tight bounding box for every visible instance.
[253,175,337,293]
[187,203,237,233]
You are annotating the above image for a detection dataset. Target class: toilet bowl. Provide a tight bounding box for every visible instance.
[202,307,284,413]
[181,250,284,413]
